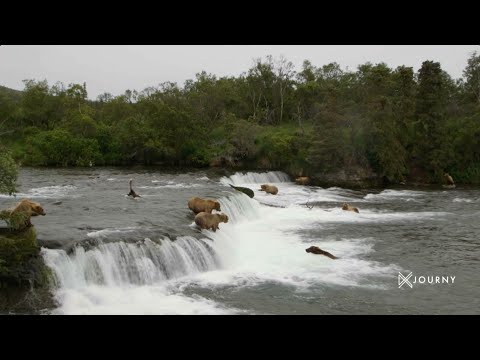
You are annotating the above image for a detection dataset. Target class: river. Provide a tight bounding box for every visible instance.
[1,167,479,314]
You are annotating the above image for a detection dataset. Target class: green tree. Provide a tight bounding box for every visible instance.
[463,51,480,105]
[307,89,351,173]
[414,61,452,178]
[391,66,416,152]
[26,129,101,167]
[0,147,17,195]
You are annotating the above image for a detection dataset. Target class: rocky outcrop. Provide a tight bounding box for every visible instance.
[0,227,56,314]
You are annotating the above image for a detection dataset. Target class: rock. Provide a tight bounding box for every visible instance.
[229,184,254,198]
[0,227,56,314]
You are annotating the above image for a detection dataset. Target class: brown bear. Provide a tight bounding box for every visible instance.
[444,173,455,186]
[259,184,278,195]
[1,198,46,229]
[342,203,359,213]
[295,177,311,185]
[194,212,229,232]
[188,197,221,214]
[305,246,338,259]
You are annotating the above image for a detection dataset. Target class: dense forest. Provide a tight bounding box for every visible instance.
[1,53,480,191]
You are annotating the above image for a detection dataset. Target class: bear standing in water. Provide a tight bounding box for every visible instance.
[194,212,229,232]
[444,173,455,186]
[342,203,359,213]
[305,246,338,259]
[295,177,310,185]
[259,184,278,195]
[188,197,221,214]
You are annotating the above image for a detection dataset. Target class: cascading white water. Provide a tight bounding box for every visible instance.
[205,191,400,289]
[42,237,220,288]
[217,193,262,224]
[220,171,291,186]
[41,236,233,314]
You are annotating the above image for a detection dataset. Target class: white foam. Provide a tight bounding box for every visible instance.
[220,171,291,186]
[86,227,138,239]
[139,183,202,189]
[252,184,360,208]
[222,174,360,208]
[192,194,400,290]
[364,189,425,201]
[294,207,451,224]
[41,235,235,314]
[0,185,78,199]
[453,198,473,203]
[48,284,240,315]
[43,237,220,285]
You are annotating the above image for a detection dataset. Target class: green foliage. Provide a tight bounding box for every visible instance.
[256,125,310,171]
[230,120,258,158]
[0,210,29,231]
[1,53,480,184]
[413,61,453,178]
[0,227,38,279]
[25,129,102,166]
[365,103,407,182]
[0,85,22,101]
[0,147,18,195]
[463,51,480,104]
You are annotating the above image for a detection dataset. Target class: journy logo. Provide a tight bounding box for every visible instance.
[398,272,455,288]
[398,272,413,288]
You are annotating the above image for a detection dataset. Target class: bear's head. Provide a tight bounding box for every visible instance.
[19,199,46,216]
[219,214,229,223]
[305,246,319,253]
[213,201,221,211]
[31,203,46,216]
[342,203,349,210]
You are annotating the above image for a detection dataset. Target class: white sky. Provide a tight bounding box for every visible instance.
[1,45,478,99]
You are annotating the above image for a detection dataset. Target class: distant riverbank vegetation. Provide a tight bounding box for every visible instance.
[1,52,479,188]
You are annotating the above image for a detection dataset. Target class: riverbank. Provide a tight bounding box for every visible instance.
[12,162,467,190]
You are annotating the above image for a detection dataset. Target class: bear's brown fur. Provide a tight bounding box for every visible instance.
[305,246,338,259]
[342,203,359,213]
[444,173,455,186]
[1,198,46,229]
[194,212,229,232]
[188,197,221,214]
[295,177,310,185]
[259,184,278,195]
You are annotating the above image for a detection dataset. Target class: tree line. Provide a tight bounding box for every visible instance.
[1,52,480,192]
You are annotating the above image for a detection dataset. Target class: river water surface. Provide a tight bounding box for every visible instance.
[1,167,479,314]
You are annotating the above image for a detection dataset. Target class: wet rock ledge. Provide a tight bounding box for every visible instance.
[0,227,56,314]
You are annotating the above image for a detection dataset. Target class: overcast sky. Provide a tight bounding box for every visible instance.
[1,45,478,99]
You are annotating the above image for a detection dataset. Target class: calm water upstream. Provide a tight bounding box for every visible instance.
[1,167,479,314]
